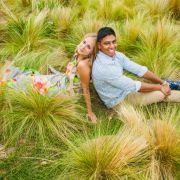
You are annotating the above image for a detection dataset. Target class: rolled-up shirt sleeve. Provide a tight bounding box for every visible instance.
[106,75,141,92]
[118,53,148,77]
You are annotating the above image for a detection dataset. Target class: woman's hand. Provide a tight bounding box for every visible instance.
[87,111,97,124]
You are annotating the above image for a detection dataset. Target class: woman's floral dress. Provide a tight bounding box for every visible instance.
[0,58,80,96]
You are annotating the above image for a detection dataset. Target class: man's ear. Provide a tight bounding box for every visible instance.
[97,42,101,50]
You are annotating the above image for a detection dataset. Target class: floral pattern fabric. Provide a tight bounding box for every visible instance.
[0,58,80,96]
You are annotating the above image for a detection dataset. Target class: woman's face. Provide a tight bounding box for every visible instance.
[77,37,96,57]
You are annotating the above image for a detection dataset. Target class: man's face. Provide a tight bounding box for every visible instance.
[98,35,117,57]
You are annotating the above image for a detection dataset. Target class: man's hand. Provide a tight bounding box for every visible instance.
[160,84,171,97]
[87,111,97,124]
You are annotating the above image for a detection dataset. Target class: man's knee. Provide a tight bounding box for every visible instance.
[165,90,180,102]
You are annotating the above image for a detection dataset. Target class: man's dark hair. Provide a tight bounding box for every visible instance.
[97,27,116,42]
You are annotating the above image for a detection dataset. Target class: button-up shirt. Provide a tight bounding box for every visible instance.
[92,51,148,108]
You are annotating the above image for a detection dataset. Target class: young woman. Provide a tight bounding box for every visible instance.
[0,33,97,123]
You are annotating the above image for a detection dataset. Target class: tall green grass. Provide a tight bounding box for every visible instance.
[13,48,68,73]
[48,6,77,38]
[138,0,180,19]
[0,0,179,178]
[1,9,56,56]
[133,18,179,78]
[2,88,85,146]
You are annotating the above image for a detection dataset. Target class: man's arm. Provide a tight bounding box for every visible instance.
[106,75,171,97]
[139,82,171,97]
[141,70,171,96]
[143,70,164,84]
[118,53,148,77]
[105,71,171,97]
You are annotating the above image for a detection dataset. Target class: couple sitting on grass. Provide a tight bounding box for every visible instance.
[1,27,180,123]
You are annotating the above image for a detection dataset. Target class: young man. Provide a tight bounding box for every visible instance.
[92,27,180,109]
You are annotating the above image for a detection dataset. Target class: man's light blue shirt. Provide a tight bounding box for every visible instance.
[92,51,148,108]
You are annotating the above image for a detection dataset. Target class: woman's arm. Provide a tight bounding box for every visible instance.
[77,61,97,123]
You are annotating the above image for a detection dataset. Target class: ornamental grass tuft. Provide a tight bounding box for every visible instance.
[58,128,149,179]
[2,88,85,146]
[115,103,180,179]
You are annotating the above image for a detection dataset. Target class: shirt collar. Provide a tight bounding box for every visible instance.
[97,51,117,64]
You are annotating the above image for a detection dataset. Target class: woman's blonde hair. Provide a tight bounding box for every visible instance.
[75,33,97,66]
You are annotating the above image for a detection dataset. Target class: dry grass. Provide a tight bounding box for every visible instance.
[58,129,149,179]
[115,103,180,179]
